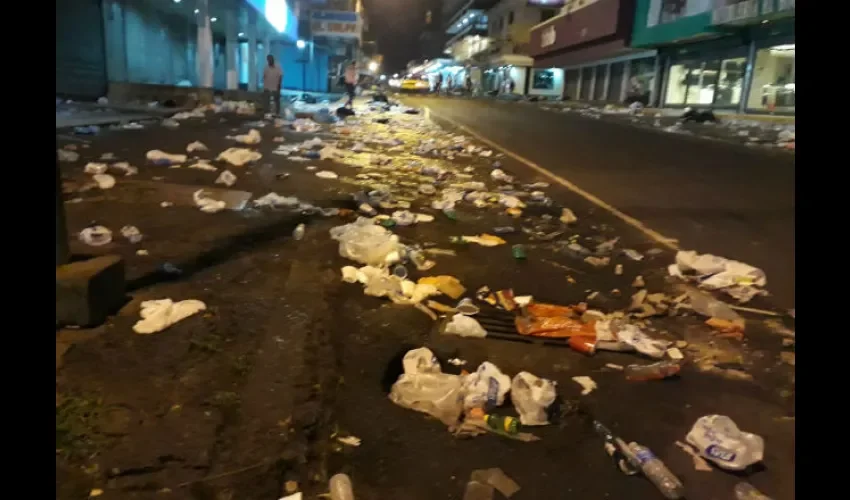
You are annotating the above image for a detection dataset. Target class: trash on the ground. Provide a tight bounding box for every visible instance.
[616,324,671,358]
[454,234,507,247]
[470,468,520,498]
[328,473,354,500]
[666,347,684,360]
[780,351,795,366]
[279,493,302,500]
[632,275,645,288]
[734,482,773,500]
[79,225,112,246]
[448,358,467,366]
[593,420,685,499]
[93,174,115,189]
[418,275,465,299]
[514,302,593,338]
[58,149,80,162]
[161,118,179,128]
[670,250,766,302]
[330,218,402,266]
[572,376,597,395]
[120,225,143,243]
[685,288,743,321]
[624,360,682,381]
[193,189,226,213]
[337,435,361,447]
[132,298,207,334]
[228,128,261,144]
[217,147,262,167]
[463,362,511,410]
[456,298,480,316]
[606,363,624,371]
[444,314,487,338]
[146,149,187,165]
[622,249,644,261]
[254,192,300,208]
[685,415,765,471]
[89,489,104,498]
[511,372,557,426]
[188,160,217,171]
[389,361,465,426]
[462,480,493,500]
[316,170,339,179]
[186,141,208,153]
[84,162,108,175]
[614,264,623,275]
[110,162,138,176]
[215,170,237,187]
[705,317,745,338]
[293,223,306,241]
[584,256,610,267]
[674,441,713,472]
[427,300,457,314]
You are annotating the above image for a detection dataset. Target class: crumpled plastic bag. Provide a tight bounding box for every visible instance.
[186,141,208,152]
[254,192,299,208]
[217,147,262,167]
[227,129,261,144]
[132,298,207,334]
[616,324,670,359]
[669,250,766,302]
[79,225,112,246]
[444,314,487,338]
[84,162,108,175]
[146,150,187,165]
[462,362,511,411]
[193,189,226,213]
[685,415,765,471]
[511,372,557,426]
[329,218,402,267]
[215,170,237,187]
[403,347,441,375]
[93,174,115,189]
[389,372,465,426]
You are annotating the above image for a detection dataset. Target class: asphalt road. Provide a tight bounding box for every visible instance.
[404,96,796,311]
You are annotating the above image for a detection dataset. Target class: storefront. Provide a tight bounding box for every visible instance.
[559,52,659,104]
[658,20,794,114]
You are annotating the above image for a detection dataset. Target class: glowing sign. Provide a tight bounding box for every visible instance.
[311,10,362,40]
[245,0,294,36]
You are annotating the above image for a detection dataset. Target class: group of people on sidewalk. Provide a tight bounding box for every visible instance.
[433,73,475,96]
[261,55,360,115]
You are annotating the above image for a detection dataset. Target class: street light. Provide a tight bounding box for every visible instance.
[368,61,379,72]
[296,39,306,49]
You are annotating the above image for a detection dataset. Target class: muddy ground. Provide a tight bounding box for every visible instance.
[56,102,794,500]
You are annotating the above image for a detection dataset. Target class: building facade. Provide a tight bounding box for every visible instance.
[528,0,658,104]
[631,0,794,113]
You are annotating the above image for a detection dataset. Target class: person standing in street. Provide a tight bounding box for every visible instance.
[344,62,358,108]
[263,54,283,114]
[465,75,473,95]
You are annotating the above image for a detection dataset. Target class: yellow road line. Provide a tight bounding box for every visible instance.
[424,105,680,251]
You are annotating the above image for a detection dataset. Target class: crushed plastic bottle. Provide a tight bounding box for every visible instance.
[624,360,682,381]
[329,473,354,500]
[628,442,685,500]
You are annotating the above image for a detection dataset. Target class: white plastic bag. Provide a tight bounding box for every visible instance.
[685,415,765,471]
[402,347,441,375]
[329,218,402,267]
[616,324,670,359]
[462,362,511,411]
[389,372,465,426]
[444,314,487,338]
[511,372,557,426]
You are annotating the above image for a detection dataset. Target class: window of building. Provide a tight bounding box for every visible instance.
[594,65,607,101]
[747,43,794,112]
[565,69,580,100]
[659,0,687,24]
[579,67,592,100]
[714,57,746,107]
[533,69,555,90]
[684,60,720,105]
[664,61,693,105]
[508,11,514,25]
[608,62,625,102]
[541,9,557,23]
[628,58,656,104]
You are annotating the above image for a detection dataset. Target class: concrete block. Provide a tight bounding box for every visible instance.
[56,255,125,327]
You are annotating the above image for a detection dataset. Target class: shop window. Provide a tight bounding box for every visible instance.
[579,67,591,100]
[685,60,719,105]
[664,61,693,105]
[714,57,746,107]
[659,0,687,24]
[628,58,656,105]
[747,43,795,112]
[564,69,580,100]
[533,69,555,90]
[594,66,608,101]
[608,63,624,102]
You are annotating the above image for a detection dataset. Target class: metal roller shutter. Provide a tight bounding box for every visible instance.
[56,0,108,99]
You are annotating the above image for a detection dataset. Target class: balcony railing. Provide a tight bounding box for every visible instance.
[711,0,795,25]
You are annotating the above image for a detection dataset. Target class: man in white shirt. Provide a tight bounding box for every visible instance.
[263,54,283,114]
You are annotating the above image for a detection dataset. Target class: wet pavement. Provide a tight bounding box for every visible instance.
[404,95,795,311]
[56,98,794,500]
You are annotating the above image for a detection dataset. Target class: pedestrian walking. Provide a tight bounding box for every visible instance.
[434,73,443,95]
[344,62,358,108]
[263,54,283,114]
[447,75,453,93]
[465,75,473,95]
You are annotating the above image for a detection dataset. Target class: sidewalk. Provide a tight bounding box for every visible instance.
[56,96,794,500]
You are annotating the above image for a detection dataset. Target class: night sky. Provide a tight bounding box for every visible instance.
[362,0,430,73]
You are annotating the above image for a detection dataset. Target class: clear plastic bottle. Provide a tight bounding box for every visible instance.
[628,442,685,500]
[293,223,305,240]
[734,482,772,500]
[624,361,682,381]
[329,473,354,500]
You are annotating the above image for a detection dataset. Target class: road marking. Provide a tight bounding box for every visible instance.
[424,105,680,251]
